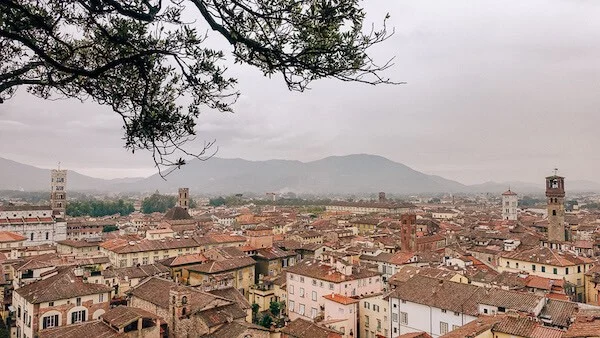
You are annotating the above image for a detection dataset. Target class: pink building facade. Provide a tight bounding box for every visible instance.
[285,259,383,334]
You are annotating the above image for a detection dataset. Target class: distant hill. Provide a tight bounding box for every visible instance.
[0,157,143,191]
[118,154,468,194]
[2,155,599,194]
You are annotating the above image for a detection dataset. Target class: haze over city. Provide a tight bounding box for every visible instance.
[1,0,600,184]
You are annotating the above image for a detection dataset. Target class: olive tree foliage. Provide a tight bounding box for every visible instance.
[0,0,396,176]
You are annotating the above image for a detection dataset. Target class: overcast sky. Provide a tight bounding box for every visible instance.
[1,0,599,185]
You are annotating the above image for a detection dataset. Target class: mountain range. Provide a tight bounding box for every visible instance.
[1,155,599,194]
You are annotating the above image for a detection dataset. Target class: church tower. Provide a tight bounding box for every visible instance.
[50,167,67,219]
[501,189,518,221]
[400,213,417,252]
[546,172,565,242]
[178,188,189,210]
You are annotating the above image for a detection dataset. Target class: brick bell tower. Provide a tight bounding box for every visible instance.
[178,188,189,210]
[546,169,566,242]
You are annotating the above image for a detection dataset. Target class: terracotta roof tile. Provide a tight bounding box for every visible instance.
[16,267,112,304]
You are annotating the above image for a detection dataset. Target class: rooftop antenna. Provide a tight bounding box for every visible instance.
[553,167,558,176]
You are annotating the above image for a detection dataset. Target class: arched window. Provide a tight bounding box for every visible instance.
[30,233,34,241]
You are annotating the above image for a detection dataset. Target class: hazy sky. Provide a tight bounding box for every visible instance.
[1,0,600,185]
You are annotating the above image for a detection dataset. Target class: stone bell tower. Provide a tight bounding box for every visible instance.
[169,286,191,337]
[501,189,518,221]
[546,170,566,242]
[50,166,67,219]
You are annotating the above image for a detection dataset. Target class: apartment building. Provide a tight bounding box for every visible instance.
[13,267,112,338]
[498,246,594,302]
[285,258,382,327]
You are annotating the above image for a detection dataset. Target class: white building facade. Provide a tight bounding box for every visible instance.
[0,207,67,246]
[501,189,518,221]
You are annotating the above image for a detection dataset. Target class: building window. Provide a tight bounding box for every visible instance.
[392,313,398,322]
[312,291,317,301]
[312,279,317,286]
[289,285,294,294]
[365,315,370,328]
[454,311,460,316]
[441,309,447,313]
[566,268,569,274]
[299,287,305,297]
[440,322,449,334]
[552,210,556,216]
[76,297,82,306]
[400,312,408,325]
[401,299,406,304]
[289,300,295,312]
[45,232,49,240]
[541,266,546,273]
[299,304,305,316]
[377,319,382,331]
[99,294,104,303]
[364,302,370,309]
[42,314,59,329]
[578,266,582,273]
[329,283,334,290]
[311,307,318,318]
[48,302,54,306]
[553,268,558,274]
[71,310,86,324]
[453,325,460,330]
[299,277,304,283]
[30,233,34,241]
[373,305,379,312]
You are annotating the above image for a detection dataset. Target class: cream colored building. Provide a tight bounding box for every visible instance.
[359,293,390,338]
[498,246,593,302]
[100,235,246,268]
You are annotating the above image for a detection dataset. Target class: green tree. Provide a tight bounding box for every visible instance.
[141,193,176,213]
[102,225,119,232]
[66,199,135,217]
[0,1,396,175]
[209,196,226,207]
[251,303,260,324]
[259,314,273,328]
[269,301,281,317]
